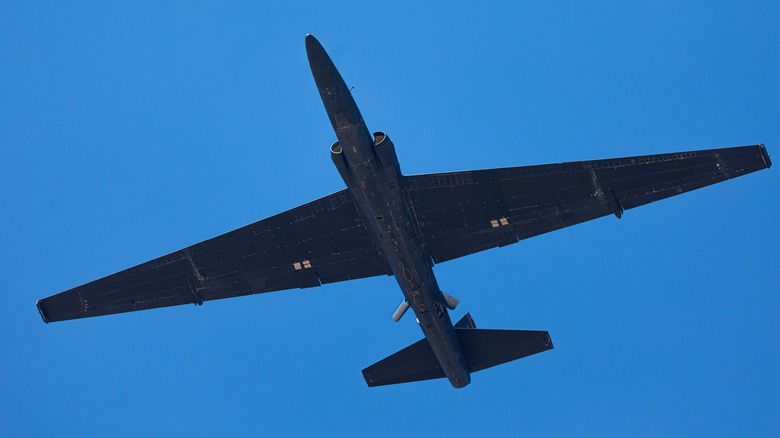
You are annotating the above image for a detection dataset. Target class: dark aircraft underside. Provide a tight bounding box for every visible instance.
[37,35,771,388]
[37,144,772,321]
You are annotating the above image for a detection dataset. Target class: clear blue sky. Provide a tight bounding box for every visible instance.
[2,1,778,436]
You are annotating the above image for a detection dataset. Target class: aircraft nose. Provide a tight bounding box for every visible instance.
[305,34,328,69]
[305,34,345,93]
[304,34,363,133]
[305,34,319,49]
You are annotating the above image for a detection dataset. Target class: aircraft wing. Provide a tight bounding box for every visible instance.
[37,189,392,323]
[404,144,771,264]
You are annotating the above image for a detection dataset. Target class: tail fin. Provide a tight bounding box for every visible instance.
[454,312,476,329]
[362,317,553,387]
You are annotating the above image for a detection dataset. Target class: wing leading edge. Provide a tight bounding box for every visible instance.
[404,144,771,264]
[37,189,392,323]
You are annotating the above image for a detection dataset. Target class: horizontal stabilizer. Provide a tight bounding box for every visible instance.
[362,325,552,387]
[362,338,445,387]
[457,328,553,373]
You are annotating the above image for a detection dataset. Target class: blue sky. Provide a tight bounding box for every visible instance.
[2,1,778,436]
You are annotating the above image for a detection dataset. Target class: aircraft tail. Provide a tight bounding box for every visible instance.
[362,313,553,387]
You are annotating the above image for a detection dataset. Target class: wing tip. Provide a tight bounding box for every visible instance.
[36,300,50,324]
[759,143,771,169]
[362,368,378,387]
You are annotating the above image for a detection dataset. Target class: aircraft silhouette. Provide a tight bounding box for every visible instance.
[37,35,771,388]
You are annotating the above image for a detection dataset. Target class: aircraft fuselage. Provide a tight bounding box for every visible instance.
[306,35,471,388]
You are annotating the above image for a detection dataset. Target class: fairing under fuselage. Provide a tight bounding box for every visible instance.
[305,35,471,388]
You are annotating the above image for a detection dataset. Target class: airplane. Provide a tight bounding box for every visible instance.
[36,34,771,388]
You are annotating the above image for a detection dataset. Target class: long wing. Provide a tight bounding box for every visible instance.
[404,144,771,264]
[37,189,391,323]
